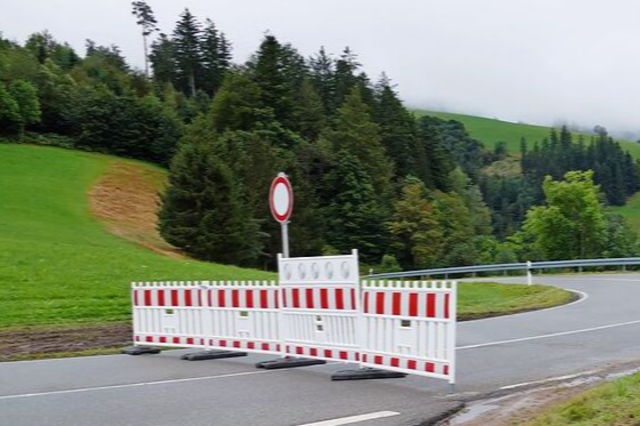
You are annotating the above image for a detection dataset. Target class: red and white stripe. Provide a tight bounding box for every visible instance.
[361,353,451,376]
[204,288,279,309]
[209,338,280,353]
[134,335,281,353]
[134,334,205,346]
[362,290,451,319]
[282,287,357,311]
[285,345,360,362]
[133,288,202,308]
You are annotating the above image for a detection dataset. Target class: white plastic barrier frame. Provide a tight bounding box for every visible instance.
[201,281,281,355]
[360,280,457,385]
[131,257,457,386]
[132,281,207,348]
[278,250,361,363]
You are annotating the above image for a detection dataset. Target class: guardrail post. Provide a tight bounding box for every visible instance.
[526,261,533,285]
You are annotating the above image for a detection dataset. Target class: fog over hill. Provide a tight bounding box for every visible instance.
[2,0,640,136]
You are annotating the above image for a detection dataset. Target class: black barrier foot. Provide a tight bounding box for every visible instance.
[181,351,248,361]
[255,357,326,369]
[331,368,407,381]
[122,346,161,355]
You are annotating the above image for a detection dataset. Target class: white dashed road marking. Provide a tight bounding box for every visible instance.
[296,411,401,426]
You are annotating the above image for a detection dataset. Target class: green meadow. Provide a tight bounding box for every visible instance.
[0,143,571,332]
[0,143,272,329]
[415,110,640,159]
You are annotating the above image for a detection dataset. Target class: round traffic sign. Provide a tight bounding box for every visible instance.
[270,173,293,223]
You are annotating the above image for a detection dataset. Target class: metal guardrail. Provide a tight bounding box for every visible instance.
[369,257,640,280]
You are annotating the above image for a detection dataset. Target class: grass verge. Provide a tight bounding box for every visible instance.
[522,371,640,426]
[458,282,574,321]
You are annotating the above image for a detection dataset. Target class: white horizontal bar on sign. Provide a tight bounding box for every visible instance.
[362,313,452,323]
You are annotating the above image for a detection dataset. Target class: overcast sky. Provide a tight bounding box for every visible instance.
[3,0,640,135]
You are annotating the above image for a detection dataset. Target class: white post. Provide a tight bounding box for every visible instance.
[448,280,457,393]
[527,261,533,286]
[282,221,290,258]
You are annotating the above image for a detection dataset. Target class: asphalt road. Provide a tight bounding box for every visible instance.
[3,274,640,426]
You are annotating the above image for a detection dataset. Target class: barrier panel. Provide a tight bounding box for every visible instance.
[130,254,457,385]
[278,250,361,363]
[360,280,456,384]
[201,280,281,355]
[132,281,207,348]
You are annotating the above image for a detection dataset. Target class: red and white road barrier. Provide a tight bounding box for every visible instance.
[360,280,456,383]
[130,252,457,385]
[132,282,207,348]
[201,281,281,355]
[278,250,361,363]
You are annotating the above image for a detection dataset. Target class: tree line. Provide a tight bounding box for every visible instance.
[1,2,639,271]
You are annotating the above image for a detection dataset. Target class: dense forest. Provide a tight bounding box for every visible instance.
[1,2,639,271]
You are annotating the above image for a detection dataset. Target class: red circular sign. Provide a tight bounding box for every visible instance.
[270,173,293,223]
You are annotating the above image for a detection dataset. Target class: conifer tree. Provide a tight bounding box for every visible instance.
[334,47,360,108]
[25,31,56,64]
[325,152,388,263]
[251,35,292,125]
[131,1,159,77]
[292,78,326,140]
[159,140,261,265]
[327,86,393,197]
[208,71,263,133]
[149,33,177,87]
[309,47,336,115]
[172,9,202,97]
[416,117,454,191]
[201,19,232,96]
[374,75,417,178]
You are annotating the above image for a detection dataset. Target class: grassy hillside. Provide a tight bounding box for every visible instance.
[416,110,640,159]
[612,192,640,232]
[0,143,575,360]
[0,143,271,329]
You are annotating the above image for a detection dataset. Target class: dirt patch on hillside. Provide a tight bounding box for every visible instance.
[89,162,184,258]
[0,323,131,361]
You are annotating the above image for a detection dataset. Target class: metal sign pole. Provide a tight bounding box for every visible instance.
[282,221,290,258]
